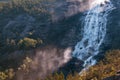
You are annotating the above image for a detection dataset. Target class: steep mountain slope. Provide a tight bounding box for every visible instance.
[106,0,120,49]
[0,0,120,80]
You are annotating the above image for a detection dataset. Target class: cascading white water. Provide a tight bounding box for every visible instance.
[72,0,115,68]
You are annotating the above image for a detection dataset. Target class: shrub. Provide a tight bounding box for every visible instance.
[78,50,120,80]
[18,37,38,49]
[0,68,15,80]
[0,72,8,80]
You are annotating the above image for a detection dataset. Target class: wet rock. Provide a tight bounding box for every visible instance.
[57,57,83,77]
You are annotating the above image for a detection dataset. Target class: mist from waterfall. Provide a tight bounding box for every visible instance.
[72,0,115,68]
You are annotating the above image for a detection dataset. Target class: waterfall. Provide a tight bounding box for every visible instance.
[72,0,115,68]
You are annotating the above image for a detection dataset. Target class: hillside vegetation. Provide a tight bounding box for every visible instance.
[0,0,81,71]
[45,50,120,80]
[0,50,120,80]
[0,0,120,80]
[0,0,54,53]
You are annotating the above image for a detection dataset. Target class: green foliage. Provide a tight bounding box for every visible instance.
[0,57,32,80]
[44,50,120,80]
[0,50,120,80]
[0,0,52,52]
[0,0,53,18]
[18,37,42,49]
[45,72,65,80]
[17,57,32,72]
[79,50,120,80]
[0,72,8,80]
[0,68,15,80]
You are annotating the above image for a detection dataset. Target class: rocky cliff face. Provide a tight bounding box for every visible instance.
[106,0,120,49]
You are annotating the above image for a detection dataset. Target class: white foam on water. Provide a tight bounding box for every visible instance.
[72,0,115,69]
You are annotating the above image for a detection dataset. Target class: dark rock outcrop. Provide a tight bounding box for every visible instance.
[105,0,120,49]
[57,57,83,77]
